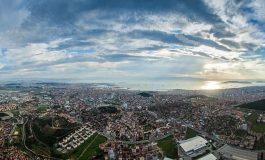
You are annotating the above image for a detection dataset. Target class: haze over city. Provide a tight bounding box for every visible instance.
[0,0,265,90]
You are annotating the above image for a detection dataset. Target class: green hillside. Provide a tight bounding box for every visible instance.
[138,92,153,97]
[236,99,265,111]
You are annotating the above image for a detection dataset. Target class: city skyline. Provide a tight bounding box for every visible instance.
[0,0,265,90]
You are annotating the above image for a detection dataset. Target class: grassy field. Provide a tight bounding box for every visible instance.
[68,133,107,160]
[246,113,265,133]
[157,135,178,159]
[185,127,198,139]
[31,144,51,156]
[78,134,107,160]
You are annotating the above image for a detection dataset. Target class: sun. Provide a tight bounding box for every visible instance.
[201,81,221,90]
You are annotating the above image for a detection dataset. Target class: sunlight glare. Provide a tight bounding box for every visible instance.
[201,81,221,90]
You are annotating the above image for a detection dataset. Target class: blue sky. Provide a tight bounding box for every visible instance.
[0,0,265,89]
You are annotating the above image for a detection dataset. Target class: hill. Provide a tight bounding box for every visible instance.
[236,99,265,111]
[138,92,153,97]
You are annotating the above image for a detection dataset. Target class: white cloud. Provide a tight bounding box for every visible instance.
[199,58,265,80]
[248,0,265,23]
[0,0,30,31]
[204,0,265,47]
[1,0,265,86]
[182,22,212,34]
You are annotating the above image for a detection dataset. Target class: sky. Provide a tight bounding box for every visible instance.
[0,0,265,90]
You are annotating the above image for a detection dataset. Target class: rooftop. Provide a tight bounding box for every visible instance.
[179,136,208,153]
[198,153,217,160]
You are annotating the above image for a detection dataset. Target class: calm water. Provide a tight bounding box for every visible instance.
[116,80,265,91]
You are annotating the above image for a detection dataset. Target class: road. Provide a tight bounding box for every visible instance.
[21,117,61,160]
[188,126,225,145]
[29,118,51,150]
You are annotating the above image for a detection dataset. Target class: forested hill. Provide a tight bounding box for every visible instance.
[236,99,265,111]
